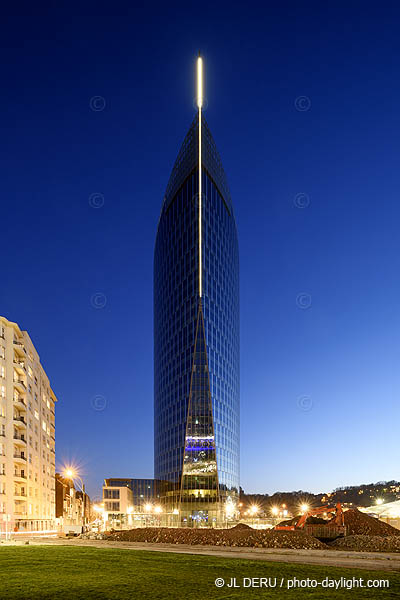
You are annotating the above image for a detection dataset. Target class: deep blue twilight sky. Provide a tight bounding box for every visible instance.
[1,3,400,499]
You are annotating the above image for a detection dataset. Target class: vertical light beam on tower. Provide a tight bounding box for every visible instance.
[197,55,203,109]
[197,54,203,298]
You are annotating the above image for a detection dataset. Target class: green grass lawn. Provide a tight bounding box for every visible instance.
[0,546,399,599]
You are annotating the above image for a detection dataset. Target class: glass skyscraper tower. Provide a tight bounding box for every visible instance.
[154,57,239,525]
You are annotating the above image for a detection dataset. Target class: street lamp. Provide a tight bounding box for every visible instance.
[249,505,259,526]
[64,467,86,527]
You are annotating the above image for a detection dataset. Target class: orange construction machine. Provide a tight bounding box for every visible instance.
[275,503,346,539]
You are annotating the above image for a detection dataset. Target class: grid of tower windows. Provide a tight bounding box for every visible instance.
[154,117,240,506]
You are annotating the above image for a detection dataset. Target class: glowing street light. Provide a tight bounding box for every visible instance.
[271,506,279,516]
[63,467,84,492]
[376,498,384,505]
[154,505,163,514]
[144,504,152,513]
[250,505,259,515]
[300,504,309,514]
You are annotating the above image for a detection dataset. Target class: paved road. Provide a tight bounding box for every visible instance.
[11,537,400,572]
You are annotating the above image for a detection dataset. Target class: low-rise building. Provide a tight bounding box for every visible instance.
[102,479,134,529]
[55,474,91,533]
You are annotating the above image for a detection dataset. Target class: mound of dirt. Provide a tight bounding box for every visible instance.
[229,523,252,530]
[107,526,327,550]
[339,509,400,537]
[330,535,400,553]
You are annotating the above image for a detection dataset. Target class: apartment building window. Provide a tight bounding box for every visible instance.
[0,404,5,417]
[0,327,5,339]
[104,501,120,511]
[0,366,5,379]
[0,346,5,359]
[28,366,33,378]
[0,463,5,475]
[0,386,5,399]
[0,482,6,494]
[34,410,39,420]
[0,424,5,437]
[0,443,5,456]
[104,489,120,499]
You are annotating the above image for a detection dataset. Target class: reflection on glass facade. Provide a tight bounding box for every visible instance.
[154,114,239,525]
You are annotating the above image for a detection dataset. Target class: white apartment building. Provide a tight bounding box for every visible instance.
[102,481,134,529]
[0,316,57,533]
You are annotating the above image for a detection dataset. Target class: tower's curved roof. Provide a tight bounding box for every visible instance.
[162,114,233,216]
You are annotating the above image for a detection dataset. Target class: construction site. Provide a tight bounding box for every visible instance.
[82,504,400,555]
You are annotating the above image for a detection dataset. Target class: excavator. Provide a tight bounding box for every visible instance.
[275,502,346,539]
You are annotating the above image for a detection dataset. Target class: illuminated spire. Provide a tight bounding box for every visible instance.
[197,52,203,109]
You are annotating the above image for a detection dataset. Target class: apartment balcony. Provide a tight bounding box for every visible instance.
[13,396,27,410]
[13,339,25,353]
[13,453,27,463]
[13,433,27,446]
[14,473,27,482]
[13,416,27,428]
[13,379,26,393]
[14,511,28,518]
[14,491,27,500]
[13,358,27,374]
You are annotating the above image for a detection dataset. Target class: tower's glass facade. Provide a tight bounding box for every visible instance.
[154,115,239,526]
